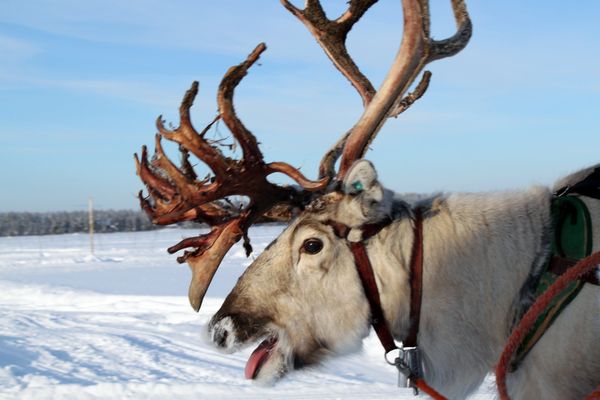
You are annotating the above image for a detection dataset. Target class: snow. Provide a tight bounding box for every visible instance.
[0,227,495,399]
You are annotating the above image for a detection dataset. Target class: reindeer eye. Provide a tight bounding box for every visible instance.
[302,238,323,255]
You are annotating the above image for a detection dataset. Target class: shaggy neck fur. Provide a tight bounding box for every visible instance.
[368,187,552,399]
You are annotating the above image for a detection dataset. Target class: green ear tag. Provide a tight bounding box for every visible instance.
[352,181,364,192]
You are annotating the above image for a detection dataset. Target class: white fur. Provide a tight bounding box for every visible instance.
[209,316,240,353]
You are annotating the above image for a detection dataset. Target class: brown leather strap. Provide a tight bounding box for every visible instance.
[326,209,425,353]
[350,241,398,353]
[327,217,397,352]
[327,217,393,242]
[361,217,393,240]
[549,256,600,286]
[404,207,424,348]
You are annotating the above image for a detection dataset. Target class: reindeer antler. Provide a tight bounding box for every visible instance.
[282,0,471,179]
[136,1,472,312]
[334,0,471,178]
[135,43,327,311]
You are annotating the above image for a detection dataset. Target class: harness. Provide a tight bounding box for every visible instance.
[511,195,598,370]
[327,207,438,397]
[326,166,600,398]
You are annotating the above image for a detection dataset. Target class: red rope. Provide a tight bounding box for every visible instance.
[414,378,447,400]
[495,251,600,400]
[585,387,600,400]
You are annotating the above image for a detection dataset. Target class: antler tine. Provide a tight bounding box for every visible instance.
[169,218,245,311]
[281,0,377,107]
[152,134,203,203]
[336,0,472,178]
[157,84,231,179]
[134,145,177,201]
[389,70,431,118]
[429,0,472,62]
[317,129,351,179]
[217,43,266,166]
[134,144,202,225]
[267,162,329,190]
[135,141,226,226]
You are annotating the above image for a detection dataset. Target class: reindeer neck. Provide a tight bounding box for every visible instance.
[369,187,552,398]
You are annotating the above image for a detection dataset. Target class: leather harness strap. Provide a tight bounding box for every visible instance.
[326,207,425,353]
[327,216,398,353]
[404,207,424,348]
[351,240,398,352]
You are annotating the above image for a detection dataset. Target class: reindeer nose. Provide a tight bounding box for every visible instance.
[209,316,236,350]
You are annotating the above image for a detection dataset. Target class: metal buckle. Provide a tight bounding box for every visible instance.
[554,185,571,197]
[386,346,423,396]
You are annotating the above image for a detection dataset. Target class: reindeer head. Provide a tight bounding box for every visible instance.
[136,0,471,382]
[208,160,411,381]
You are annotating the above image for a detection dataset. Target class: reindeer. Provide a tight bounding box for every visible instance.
[135,1,600,399]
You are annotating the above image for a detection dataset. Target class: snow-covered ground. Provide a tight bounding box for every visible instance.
[0,227,495,399]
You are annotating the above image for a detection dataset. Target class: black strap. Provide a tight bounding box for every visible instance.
[555,167,600,199]
[548,256,600,286]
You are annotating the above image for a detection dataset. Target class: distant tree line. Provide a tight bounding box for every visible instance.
[0,210,202,237]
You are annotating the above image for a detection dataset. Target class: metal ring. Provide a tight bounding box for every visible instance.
[384,348,403,365]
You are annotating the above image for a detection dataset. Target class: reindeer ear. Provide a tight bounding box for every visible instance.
[340,160,391,223]
[343,160,380,196]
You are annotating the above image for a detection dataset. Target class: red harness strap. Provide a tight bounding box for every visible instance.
[327,210,424,353]
[327,208,443,397]
[327,217,398,353]
[405,207,424,348]
[496,251,600,400]
[350,240,398,352]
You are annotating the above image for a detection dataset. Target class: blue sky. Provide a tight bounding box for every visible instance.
[1,1,599,212]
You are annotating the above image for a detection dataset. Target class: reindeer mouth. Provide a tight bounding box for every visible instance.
[209,315,298,381]
[245,336,278,379]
